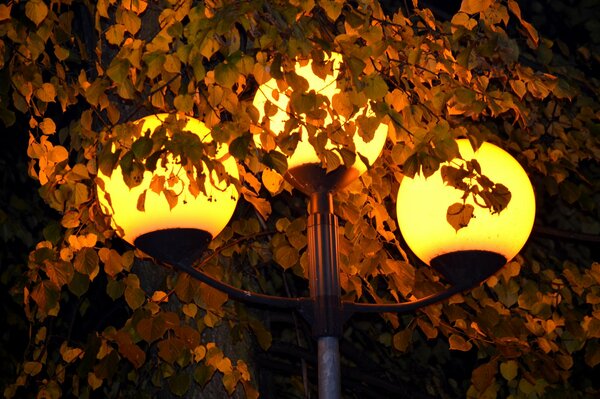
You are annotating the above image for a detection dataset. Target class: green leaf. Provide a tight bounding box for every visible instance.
[106,279,125,300]
[132,137,153,160]
[174,94,194,113]
[214,62,239,87]
[124,275,145,310]
[168,373,191,397]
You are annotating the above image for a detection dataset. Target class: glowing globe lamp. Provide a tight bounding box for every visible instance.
[97,114,239,263]
[253,52,387,194]
[396,139,535,286]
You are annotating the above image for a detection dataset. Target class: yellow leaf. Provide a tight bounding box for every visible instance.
[320,0,342,20]
[39,118,56,135]
[87,372,103,390]
[500,360,518,381]
[60,342,83,363]
[48,145,69,163]
[36,83,56,102]
[449,334,472,351]
[460,0,492,14]
[24,361,42,376]
[120,9,141,34]
[193,345,206,362]
[507,0,539,46]
[151,290,168,303]
[25,0,48,26]
[122,0,148,14]
[183,303,197,318]
[105,24,127,46]
[0,4,12,21]
[163,189,178,209]
[262,168,283,194]
[216,357,233,373]
[164,54,181,73]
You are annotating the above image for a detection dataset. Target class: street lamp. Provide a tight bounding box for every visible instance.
[97,56,536,399]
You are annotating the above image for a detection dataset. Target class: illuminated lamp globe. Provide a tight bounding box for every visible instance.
[252,52,387,194]
[396,139,535,286]
[97,114,239,264]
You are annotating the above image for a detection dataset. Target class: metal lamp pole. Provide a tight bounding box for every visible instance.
[307,190,342,399]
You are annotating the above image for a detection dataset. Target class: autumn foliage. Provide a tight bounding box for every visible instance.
[1,0,599,397]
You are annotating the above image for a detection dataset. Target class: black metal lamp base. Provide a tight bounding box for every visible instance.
[285,164,360,195]
[430,250,507,287]
[134,228,212,265]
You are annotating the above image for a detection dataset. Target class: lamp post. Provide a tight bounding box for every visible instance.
[97,55,536,399]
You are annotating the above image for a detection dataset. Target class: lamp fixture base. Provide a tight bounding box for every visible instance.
[285,164,360,195]
[430,250,507,287]
[134,228,212,265]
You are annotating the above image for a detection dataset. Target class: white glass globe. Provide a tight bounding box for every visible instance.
[97,114,239,246]
[396,139,535,266]
[252,52,387,177]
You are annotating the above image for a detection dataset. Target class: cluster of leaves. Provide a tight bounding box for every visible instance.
[1,0,599,398]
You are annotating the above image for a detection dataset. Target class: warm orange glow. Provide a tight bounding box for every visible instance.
[252,52,387,175]
[97,114,239,245]
[396,139,535,265]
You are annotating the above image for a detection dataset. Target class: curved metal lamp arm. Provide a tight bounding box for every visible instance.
[159,258,310,310]
[343,282,469,316]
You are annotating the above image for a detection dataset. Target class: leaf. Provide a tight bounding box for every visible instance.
[249,319,272,350]
[393,329,412,352]
[507,0,539,46]
[449,334,473,351]
[168,373,191,397]
[24,361,42,376]
[446,203,474,231]
[174,94,194,113]
[36,83,56,102]
[242,188,272,220]
[31,280,60,315]
[136,190,146,212]
[363,75,388,100]
[274,245,299,269]
[214,62,239,87]
[0,4,12,21]
[500,360,518,381]
[262,168,283,194]
[163,189,178,210]
[460,0,492,14]
[137,316,168,343]
[321,0,342,20]
[45,261,74,287]
[471,361,497,392]
[158,337,186,363]
[106,279,125,300]
[124,275,145,310]
[25,0,48,26]
[74,248,100,280]
[48,145,68,162]
[60,343,83,363]
[39,118,56,135]
[132,137,153,159]
[99,248,124,277]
